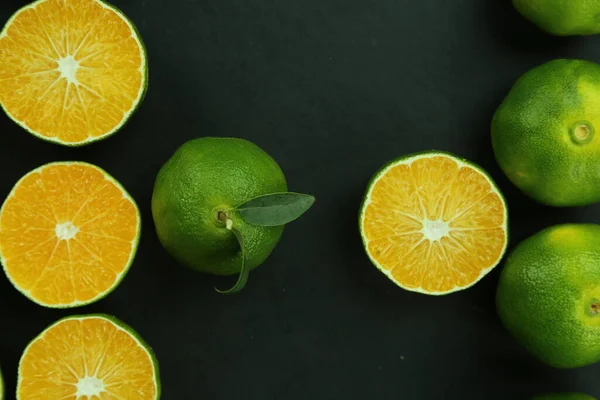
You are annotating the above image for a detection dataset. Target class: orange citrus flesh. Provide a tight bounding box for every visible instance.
[0,0,146,145]
[361,153,508,294]
[0,162,140,307]
[18,315,158,399]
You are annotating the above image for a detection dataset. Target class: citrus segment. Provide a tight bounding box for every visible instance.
[360,152,508,294]
[18,315,160,400]
[0,162,140,307]
[0,0,147,145]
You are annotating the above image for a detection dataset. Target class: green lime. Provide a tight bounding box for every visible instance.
[492,59,600,206]
[514,0,600,36]
[0,366,3,400]
[497,224,600,368]
[532,394,596,400]
[151,137,287,275]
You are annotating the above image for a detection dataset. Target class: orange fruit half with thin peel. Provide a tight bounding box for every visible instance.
[0,0,147,146]
[18,314,160,399]
[0,162,140,308]
[360,152,508,294]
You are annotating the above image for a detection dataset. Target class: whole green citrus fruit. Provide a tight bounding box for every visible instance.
[532,394,596,400]
[151,137,287,275]
[497,224,600,369]
[513,0,600,36]
[492,59,600,207]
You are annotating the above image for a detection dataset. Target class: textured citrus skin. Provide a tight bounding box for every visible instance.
[492,59,600,206]
[513,0,600,36]
[532,394,596,400]
[152,137,288,275]
[497,224,600,369]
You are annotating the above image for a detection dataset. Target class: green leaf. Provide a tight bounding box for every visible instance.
[236,192,315,227]
[215,226,249,295]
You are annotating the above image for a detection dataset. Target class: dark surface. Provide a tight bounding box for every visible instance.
[0,0,599,399]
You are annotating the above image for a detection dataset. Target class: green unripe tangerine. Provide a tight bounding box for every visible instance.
[151,137,288,275]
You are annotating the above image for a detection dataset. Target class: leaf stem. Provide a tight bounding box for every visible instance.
[215,223,249,294]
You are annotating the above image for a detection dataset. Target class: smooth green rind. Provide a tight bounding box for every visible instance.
[215,226,249,294]
[497,224,600,368]
[0,162,141,308]
[359,150,509,295]
[492,59,600,206]
[152,137,288,276]
[513,0,600,36]
[532,393,596,400]
[0,0,148,147]
[0,365,3,400]
[17,314,160,400]
[236,192,315,227]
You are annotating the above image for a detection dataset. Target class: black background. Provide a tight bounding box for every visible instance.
[0,0,599,399]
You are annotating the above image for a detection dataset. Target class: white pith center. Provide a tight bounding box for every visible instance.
[55,221,79,240]
[57,55,80,84]
[421,218,450,242]
[76,376,105,397]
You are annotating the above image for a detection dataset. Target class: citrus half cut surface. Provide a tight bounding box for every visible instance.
[18,314,160,400]
[0,0,147,146]
[0,162,140,308]
[360,152,508,294]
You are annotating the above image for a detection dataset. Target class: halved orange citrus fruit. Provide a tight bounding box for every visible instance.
[0,162,140,307]
[18,314,160,399]
[0,0,147,146]
[360,151,508,294]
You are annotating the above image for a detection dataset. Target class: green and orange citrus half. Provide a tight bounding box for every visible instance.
[18,314,160,399]
[0,162,140,308]
[360,151,508,294]
[0,0,147,146]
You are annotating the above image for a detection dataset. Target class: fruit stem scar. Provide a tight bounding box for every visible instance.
[217,211,228,223]
[591,302,600,315]
[570,122,594,145]
[217,211,233,230]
